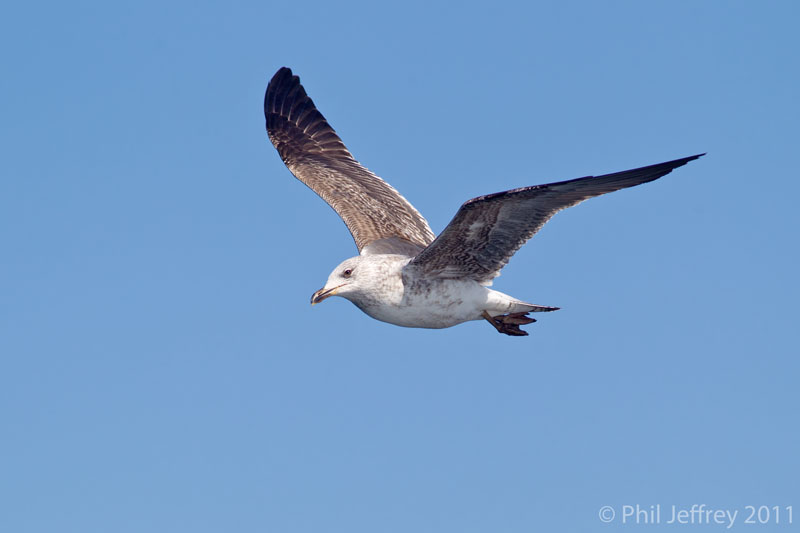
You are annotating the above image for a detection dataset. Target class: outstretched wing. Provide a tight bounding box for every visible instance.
[264,67,435,254]
[407,154,704,284]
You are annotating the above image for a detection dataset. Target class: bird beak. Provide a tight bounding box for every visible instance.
[310,284,344,305]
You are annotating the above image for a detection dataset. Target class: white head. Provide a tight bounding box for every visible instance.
[310,256,366,305]
[310,254,406,306]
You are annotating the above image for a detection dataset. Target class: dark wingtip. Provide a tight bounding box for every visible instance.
[665,153,705,168]
[653,153,705,176]
[264,67,299,121]
[270,67,294,83]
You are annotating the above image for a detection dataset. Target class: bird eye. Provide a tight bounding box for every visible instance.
[343,268,353,278]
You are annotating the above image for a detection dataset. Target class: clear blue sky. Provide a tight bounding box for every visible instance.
[1,1,798,532]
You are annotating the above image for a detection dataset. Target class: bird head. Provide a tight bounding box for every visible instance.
[310,256,363,305]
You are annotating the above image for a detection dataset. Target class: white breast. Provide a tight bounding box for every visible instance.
[356,278,490,329]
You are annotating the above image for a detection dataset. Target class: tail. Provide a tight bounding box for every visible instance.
[483,302,559,336]
[486,288,560,315]
[513,301,560,313]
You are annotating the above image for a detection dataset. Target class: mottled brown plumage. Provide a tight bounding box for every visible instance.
[264,67,703,336]
[265,67,434,253]
[406,155,702,285]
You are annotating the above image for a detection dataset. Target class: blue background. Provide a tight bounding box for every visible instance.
[1,1,797,531]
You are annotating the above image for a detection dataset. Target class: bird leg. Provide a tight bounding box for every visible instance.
[481,311,536,336]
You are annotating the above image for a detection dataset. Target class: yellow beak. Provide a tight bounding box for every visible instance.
[310,284,344,305]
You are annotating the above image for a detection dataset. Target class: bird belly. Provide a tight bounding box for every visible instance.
[356,279,489,329]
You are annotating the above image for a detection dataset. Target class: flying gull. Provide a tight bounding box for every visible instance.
[264,67,703,336]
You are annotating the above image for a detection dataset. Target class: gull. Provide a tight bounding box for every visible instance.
[264,67,703,336]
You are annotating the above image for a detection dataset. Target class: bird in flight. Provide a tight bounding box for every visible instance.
[264,67,702,336]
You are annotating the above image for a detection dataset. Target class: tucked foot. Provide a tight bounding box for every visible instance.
[482,311,537,336]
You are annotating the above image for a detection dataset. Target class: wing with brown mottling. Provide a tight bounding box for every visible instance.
[407,154,704,284]
[264,67,434,254]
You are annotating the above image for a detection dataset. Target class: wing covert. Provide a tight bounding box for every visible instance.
[265,67,435,253]
[407,154,704,283]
